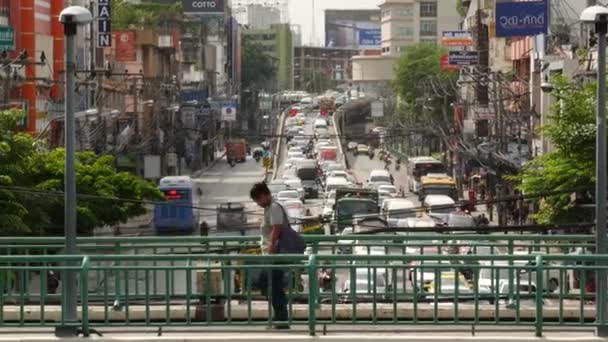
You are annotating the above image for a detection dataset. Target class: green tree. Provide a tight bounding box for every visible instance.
[392,43,458,132]
[513,76,596,223]
[113,0,181,29]
[242,37,277,91]
[0,109,163,236]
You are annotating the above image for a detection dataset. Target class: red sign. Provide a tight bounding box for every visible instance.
[320,109,328,116]
[440,54,460,71]
[115,31,137,62]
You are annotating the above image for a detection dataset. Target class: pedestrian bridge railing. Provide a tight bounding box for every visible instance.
[0,234,595,257]
[0,253,605,337]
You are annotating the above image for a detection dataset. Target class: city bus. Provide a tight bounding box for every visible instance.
[153,176,199,234]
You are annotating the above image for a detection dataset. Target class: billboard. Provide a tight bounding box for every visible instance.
[495,0,548,37]
[115,31,136,62]
[325,9,381,49]
[97,0,112,47]
[441,31,473,47]
[448,51,479,66]
[182,0,225,15]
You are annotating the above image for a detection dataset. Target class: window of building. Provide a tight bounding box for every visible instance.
[420,20,437,36]
[420,2,437,17]
[399,26,415,37]
[420,38,436,45]
[381,9,391,18]
[396,4,414,17]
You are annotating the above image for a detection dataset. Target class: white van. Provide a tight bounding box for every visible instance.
[381,198,417,227]
[423,194,456,222]
[313,118,328,131]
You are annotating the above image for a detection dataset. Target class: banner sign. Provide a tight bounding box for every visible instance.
[0,26,15,51]
[97,0,112,47]
[441,31,473,46]
[221,102,237,122]
[448,51,479,66]
[359,29,381,46]
[371,101,384,117]
[115,31,136,61]
[440,54,461,71]
[183,0,225,15]
[495,0,548,38]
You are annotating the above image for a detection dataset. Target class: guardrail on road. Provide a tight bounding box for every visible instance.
[332,111,347,168]
[271,109,287,181]
[0,253,605,337]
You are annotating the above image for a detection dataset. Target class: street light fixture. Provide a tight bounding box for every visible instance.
[57,5,92,338]
[580,4,608,337]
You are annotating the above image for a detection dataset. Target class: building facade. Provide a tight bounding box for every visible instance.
[243,23,293,90]
[294,46,358,91]
[379,0,460,55]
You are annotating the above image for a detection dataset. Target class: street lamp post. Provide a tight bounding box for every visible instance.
[57,6,92,337]
[581,5,608,337]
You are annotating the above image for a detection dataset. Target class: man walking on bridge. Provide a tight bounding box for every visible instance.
[251,182,304,329]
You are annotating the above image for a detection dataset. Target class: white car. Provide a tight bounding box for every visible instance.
[283,199,305,232]
[284,178,305,202]
[327,170,354,184]
[367,169,392,189]
[287,151,305,160]
[377,184,398,198]
[276,190,301,203]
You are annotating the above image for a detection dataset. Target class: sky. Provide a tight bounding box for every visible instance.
[288,0,383,46]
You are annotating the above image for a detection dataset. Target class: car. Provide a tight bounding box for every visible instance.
[284,178,306,202]
[283,199,305,232]
[327,170,354,184]
[347,142,358,151]
[276,190,301,203]
[325,176,350,192]
[381,198,417,227]
[287,151,305,160]
[423,194,456,223]
[324,162,345,174]
[367,169,392,189]
[378,189,392,208]
[337,227,355,253]
[377,184,398,198]
[355,144,370,155]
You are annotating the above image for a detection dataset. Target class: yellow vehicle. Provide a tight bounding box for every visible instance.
[419,175,458,201]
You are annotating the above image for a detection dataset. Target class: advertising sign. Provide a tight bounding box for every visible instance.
[358,29,381,47]
[448,51,479,66]
[325,9,381,49]
[97,0,112,47]
[495,0,548,37]
[115,31,136,62]
[221,102,237,122]
[183,0,225,15]
[0,26,15,51]
[371,101,384,118]
[440,55,461,71]
[441,31,473,47]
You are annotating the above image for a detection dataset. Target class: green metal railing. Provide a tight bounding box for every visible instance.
[0,252,606,337]
[0,234,595,256]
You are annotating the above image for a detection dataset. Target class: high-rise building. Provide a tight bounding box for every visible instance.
[379,0,460,55]
[246,5,281,29]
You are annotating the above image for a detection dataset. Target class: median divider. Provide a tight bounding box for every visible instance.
[271,109,287,181]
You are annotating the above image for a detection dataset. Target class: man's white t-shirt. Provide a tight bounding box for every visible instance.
[261,201,284,254]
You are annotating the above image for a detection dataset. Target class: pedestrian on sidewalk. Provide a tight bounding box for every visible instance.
[250,182,305,330]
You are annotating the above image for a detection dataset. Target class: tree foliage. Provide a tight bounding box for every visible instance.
[392,43,458,131]
[113,0,182,29]
[0,109,163,236]
[241,37,277,91]
[513,76,596,223]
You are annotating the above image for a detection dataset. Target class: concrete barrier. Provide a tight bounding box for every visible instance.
[272,109,288,181]
[331,112,347,168]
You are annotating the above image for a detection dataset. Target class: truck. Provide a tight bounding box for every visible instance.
[318,96,336,116]
[226,139,247,165]
[296,160,321,199]
[333,188,379,234]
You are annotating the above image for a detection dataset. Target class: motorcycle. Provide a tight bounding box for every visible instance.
[368,151,375,160]
[229,159,236,167]
[395,163,401,171]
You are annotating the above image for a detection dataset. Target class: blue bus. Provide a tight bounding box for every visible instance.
[153,176,199,234]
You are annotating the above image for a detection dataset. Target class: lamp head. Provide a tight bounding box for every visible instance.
[580,5,608,24]
[59,6,93,25]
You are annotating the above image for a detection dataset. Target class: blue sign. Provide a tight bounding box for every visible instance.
[448,51,479,66]
[495,0,548,38]
[97,0,112,47]
[358,29,381,46]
